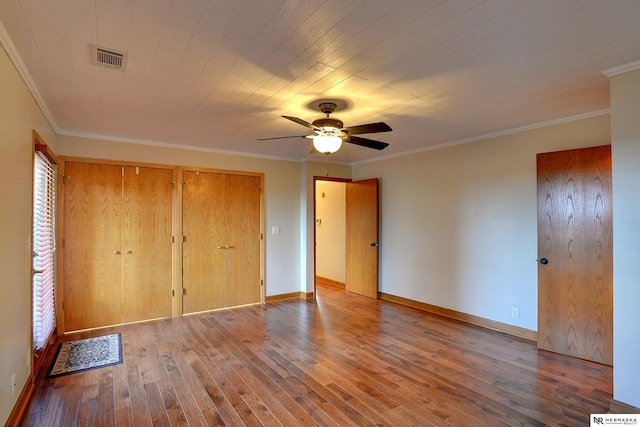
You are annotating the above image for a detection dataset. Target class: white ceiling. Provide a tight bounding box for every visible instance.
[1,0,639,163]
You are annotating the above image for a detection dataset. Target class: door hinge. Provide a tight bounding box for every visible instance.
[182,288,186,296]
[171,181,176,189]
[62,175,69,184]
[260,233,263,240]
[62,238,65,248]
[172,289,175,297]
[261,279,264,287]
[62,301,65,310]
[172,236,175,243]
[183,236,187,243]
[259,186,263,194]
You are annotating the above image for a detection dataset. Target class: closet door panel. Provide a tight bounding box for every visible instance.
[224,174,261,307]
[182,171,225,313]
[122,167,173,323]
[63,162,123,331]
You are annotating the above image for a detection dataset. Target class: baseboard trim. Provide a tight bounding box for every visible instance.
[265,292,301,302]
[380,292,538,342]
[6,374,34,427]
[265,291,315,302]
[33,332,56,379]
[316,276,345,289]
[609,399,640,414]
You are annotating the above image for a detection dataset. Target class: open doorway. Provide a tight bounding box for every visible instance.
[314,176,381,299]
[314,178,348,296]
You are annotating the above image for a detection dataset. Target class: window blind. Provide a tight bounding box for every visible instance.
[33,151,56,350]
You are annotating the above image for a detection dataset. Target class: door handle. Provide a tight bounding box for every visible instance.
[370,242,379,247]
[125,250,132,254]
[114,250,121,254]
[539,258,548,265]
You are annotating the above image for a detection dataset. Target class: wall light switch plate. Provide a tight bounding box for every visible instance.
[271,226,280,235]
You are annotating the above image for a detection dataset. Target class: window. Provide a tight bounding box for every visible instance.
[32,144,57,350]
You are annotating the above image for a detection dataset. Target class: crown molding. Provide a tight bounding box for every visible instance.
[0,19,60,133]
[353,109,611,166]
[57,129,310,163]
[602,60,640,77]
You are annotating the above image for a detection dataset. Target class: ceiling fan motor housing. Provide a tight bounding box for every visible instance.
[314,102,343,133]
[312,117,343,132]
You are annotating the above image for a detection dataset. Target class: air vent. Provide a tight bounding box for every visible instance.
[91,45,128,70]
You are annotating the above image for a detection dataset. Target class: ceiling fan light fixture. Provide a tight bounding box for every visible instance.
[313,135,342,154]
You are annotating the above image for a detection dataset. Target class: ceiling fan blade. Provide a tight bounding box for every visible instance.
[342,122,392,135]
[257,135,310,141]
[346,135,389,150]
[282,116,318,130]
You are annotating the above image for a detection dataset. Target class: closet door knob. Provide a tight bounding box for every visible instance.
[217,246,224,249]
[114,250,121,254]
[125,250,132,254]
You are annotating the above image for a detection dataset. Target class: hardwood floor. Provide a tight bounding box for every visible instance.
[23,284,612,426]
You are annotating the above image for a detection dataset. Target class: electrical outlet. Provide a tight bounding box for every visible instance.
[11,373,16,397]
[512,307,520,319]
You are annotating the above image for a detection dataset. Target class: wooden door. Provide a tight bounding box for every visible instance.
[224,174,261,307]
[537,145,613,365]
[122,166,173,322]
[63,162,123,331]
[346,178,379,298]
[182,171,226,313]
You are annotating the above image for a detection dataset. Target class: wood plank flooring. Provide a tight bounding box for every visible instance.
[23,284,612,426]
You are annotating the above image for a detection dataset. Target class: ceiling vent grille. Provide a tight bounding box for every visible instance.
[91,45,128,70]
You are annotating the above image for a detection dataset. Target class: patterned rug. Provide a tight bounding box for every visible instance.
[46,333,123,378]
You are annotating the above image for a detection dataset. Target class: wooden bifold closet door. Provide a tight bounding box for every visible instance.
[63,162,172,332]
[182,171,261,314]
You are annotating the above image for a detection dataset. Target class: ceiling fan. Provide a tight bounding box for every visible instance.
[258,102,392,154]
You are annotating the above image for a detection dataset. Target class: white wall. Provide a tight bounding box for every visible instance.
[353,114,611,331]
[56,135,302,298]
[315,181,346,282]
[609,66,640,409]
[0,44,57,424]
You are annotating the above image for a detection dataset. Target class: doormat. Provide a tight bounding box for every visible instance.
[46,333,122,378]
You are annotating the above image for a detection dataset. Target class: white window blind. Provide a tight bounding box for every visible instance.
[33,151,56,350]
